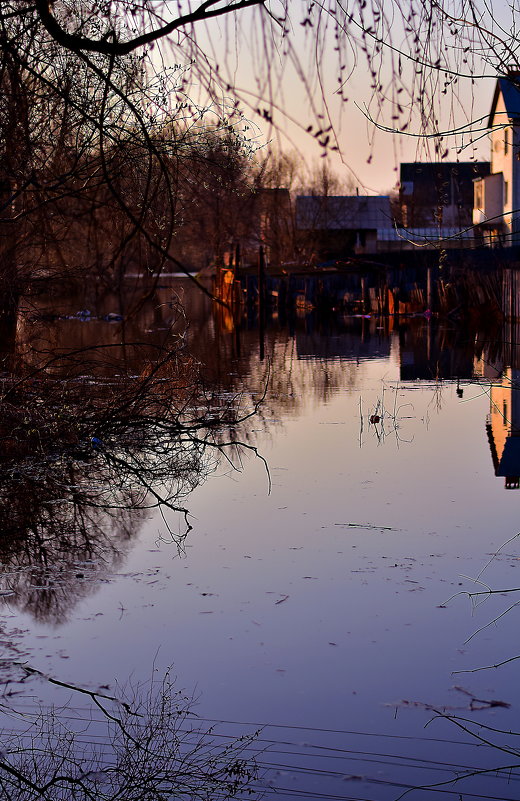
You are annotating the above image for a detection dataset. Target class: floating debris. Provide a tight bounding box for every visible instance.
[334,523,399,531]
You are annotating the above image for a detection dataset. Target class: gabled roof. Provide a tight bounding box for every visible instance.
[488,75,520,127]
[295,195,392,230]
[496,436,520,478]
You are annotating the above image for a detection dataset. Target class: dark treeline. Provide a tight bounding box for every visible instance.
[0,35,257,295]
[0,6,344,306]
[0,6,371,310]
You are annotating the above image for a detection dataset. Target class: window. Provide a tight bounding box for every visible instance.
[474,180,483,208]
[505,180,509,206]
[505,127,509,155]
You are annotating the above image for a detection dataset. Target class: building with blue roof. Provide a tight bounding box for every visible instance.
[474,73,520,243]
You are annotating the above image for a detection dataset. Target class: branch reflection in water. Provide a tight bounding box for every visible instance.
[0,664,261,801]
[4,284,520,800]
[0,299,263,625]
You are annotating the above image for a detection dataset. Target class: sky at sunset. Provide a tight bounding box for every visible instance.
[167,1,508,194]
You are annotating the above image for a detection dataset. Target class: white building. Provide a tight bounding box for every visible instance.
[473,74,520,244]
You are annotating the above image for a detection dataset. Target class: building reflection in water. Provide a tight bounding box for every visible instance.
[398,319,477,381]
[476,319,520,489]
[478,364,520,490]
[208,295,520,494]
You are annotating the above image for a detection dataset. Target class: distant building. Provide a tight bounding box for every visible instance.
[473,73,520,244]
[400,162,490,229]
[295,195,392,257]
[376,225,474,250]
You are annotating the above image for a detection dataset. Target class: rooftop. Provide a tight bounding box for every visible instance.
[296,195,392,230]
[488,74,520,126]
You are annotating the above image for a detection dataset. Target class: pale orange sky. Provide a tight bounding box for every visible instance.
[156,2,502,194]
[274,74,496,194]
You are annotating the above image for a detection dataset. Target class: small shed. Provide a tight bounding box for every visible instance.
[295,195,392,256]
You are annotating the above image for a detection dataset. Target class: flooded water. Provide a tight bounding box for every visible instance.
[1,277,520,800]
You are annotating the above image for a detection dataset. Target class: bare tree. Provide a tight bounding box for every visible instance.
[0,297,267,623]
[2,0,509,308]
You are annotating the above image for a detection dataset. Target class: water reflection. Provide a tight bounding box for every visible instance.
[0,666,260,801]
[3,281,520,799]
[0,291,254,624]
[398,319,479,380]
[0,280,520,636]
[14,279,520,493]
[476,359,520,489]
[0,477,143,624]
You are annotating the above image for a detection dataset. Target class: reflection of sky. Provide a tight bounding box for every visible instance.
[11,336,520,799]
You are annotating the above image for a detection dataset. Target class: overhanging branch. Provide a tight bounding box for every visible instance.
[34,0,266,56]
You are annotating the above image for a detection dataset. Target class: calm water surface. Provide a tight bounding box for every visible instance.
[2,278,520,800]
